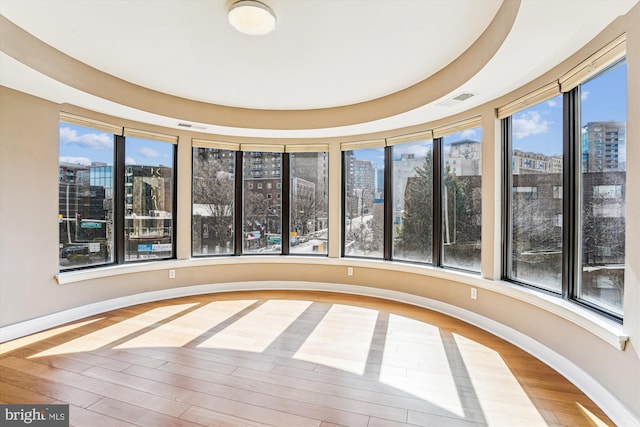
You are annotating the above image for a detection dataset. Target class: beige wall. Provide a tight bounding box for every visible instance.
[0,3,639,423]
[0,88,60,323]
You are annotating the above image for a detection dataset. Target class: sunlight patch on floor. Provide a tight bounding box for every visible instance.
[0,318,104,355]
[379,314,465,417]
[115,299,258,349]
[29,303,197,358]
[197,299,312,353]
[294,304,378,375]
[453,333,547,426]
[576,402,610,427]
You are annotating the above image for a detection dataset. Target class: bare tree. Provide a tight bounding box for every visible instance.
[192,149,234,250]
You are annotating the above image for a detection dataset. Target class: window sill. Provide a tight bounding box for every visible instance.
[55,256,628,350]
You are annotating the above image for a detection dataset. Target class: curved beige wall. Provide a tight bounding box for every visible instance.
[1,3,639,424]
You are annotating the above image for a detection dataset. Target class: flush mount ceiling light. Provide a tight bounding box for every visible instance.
[228,0,276,36]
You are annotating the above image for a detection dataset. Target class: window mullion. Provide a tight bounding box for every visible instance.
[282,153,291,255]
[384,145,393,260]
[341,151,347,257]
[234,151,243,255]
[171,144,178,259]
[563,89,581,300]
[502,117,513,279]
[114,134,126,264]
[433,137,443,266]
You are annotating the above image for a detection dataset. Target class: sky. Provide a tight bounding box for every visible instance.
[59,125,174,167]
[512,61,627,156]
[353,127,482,169]
[59,62,626,167]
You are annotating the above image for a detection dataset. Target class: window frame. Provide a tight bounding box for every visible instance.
[501,58,626,321]
[189,145,329,258]
[340,145,387,260]
[59,120,178,271]
[191,145,237,257]
[341,123,482,274]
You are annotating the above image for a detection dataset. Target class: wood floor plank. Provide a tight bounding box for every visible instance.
[0,356,190,418]
[0,365,102,408]
[87,397,204,427]
[68,403,139,427]
[179,405,272,427]
[231,365,442,415]
[93,348,169,369]
[0,290,616,427]
[123,362,375,426]
[0,381,66,405]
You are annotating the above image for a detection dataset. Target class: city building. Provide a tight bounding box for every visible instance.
[512,149,563,174]
[444,139,482,176]
[393,152,425,213]
[582,121,627,172]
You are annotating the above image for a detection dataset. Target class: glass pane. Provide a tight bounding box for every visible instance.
[243,151,282,254]
[344,147,384,258]
[510,95,563,291]
[192,147,235,256]
[579,61,626,315]
[59,122,115,270]
[290,152,329,255]
[124,138,174,261]
[392,140,433,263]
[442,127,482,271]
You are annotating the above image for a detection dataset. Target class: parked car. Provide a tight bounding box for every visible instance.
[61,245,88,258]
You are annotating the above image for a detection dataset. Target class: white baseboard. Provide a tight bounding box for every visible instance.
[1,281,637,426]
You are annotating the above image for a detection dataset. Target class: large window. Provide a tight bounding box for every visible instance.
[341,126,482,272]
[578,61,626,315]
[508,95,563,292]
[441,127,482,271]
[392,139,433,263]
[124,137,174,261]
[343,147,385,258]
[191,145,328,257]
[502,52,626,319]
[192,146,235,256]
[59,122,115,270]
[243,151,282,254]
[59,118,176,270]
[290,152,329,255]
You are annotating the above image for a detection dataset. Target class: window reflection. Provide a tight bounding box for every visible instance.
[344,148,385,258]
[392,140,433,263]
[192,147,235,256]
[509,95,563,292]
[124,138,174,261]
[290,152,329,255]
[243,151,282,254]
[442,128,482,271]
[58,122,115,270]
[579,61,626,314]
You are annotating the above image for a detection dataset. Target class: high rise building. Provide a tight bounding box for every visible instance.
[582,121,626,172]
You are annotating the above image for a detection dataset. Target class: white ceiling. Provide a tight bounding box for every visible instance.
[0,0,638,138]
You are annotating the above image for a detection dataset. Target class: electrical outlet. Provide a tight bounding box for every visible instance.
[347,267,353,276]
[471,287,477,300]
[169,269,175,279]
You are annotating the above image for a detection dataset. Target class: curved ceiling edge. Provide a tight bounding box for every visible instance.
[0,1,519,131]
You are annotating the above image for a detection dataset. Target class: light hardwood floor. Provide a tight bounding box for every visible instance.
[0,290,614,426]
